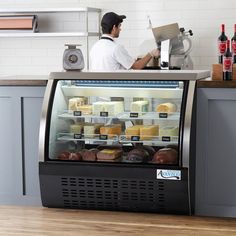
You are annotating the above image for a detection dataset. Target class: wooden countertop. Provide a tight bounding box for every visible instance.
[197,79,236,88]
[0,80,47,86]
[0,75,47,86]
[0,206,236,236]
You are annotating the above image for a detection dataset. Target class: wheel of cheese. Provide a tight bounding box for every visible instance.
[156,102,177,113]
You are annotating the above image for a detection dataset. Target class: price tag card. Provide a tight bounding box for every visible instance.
[74,134,82,139]
[162,136,171,142]
[159,113,168,118]
[131,136,140,141]
[73,111,82,116]
[130,112,139,118]
[99,134,108,140]
[100,111,108,117]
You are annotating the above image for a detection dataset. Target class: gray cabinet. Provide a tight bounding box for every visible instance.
[195,88,236,217]
[0,86,45,205]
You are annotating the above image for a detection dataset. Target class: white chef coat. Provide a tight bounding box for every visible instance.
[89,35,135,71]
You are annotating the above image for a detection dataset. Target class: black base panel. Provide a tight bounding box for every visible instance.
[39,162,191,215]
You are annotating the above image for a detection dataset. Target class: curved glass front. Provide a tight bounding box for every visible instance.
[47,79,186,166]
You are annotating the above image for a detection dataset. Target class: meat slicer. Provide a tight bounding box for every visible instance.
[151,23,194,70]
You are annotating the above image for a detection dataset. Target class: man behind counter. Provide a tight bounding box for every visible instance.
[90,12,160,71]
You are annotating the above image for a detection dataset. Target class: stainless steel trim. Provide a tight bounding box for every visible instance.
[38,79,54,162]
[181,80,196,215]
[49,70,210,81]
[182,80,196,168]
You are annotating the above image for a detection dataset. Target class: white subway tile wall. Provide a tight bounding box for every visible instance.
[0,0,235,74]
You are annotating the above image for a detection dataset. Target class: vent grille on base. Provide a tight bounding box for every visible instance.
[60,177,166,211]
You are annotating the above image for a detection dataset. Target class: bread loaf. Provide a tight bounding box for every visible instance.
[58,151,82,161]
[156,102,177,113]
[69,152,82,160]
[125,148,149,163]
[152,148,178,164]
[142,145,156,158]
[58,151,70,160]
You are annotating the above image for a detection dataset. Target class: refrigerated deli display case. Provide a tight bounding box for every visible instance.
[39,70,210,214]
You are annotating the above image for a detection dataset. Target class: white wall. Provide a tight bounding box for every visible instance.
[0,0,235,75]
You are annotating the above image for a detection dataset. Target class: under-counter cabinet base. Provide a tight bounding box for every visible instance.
[195,88,236,218]
[39,71,210,214]
[0,85,45,206]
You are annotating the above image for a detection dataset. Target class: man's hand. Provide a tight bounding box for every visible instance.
[149,48,160,58]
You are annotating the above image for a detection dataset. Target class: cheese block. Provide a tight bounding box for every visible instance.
[100,124,122,138]
[68,97,86,111]
[125,125,143,139]
[130,100,149,112]
[140,125,159,140]
[70,123,83,134]
[156,102,177,113]
[92,101,124,116]
[84,123,103,138]
[97,149,122,160]
[92,101,105,116]
[104,101,124,116]
[159,126,179,137]
[77,105,92,115]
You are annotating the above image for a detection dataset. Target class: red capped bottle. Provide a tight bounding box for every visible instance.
[223,39,232,80]
[218,24,228,64]
[231,24,236,63]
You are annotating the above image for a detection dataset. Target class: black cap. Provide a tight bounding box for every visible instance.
[101,12,126,29]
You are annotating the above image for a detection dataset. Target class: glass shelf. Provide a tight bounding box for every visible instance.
[58,111,180,121]
[57,133,179,146]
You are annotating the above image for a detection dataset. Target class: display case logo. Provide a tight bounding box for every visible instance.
[156,169,181,180]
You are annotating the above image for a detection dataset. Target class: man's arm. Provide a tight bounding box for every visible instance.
[131,53,152,69]
[131,49,160,70]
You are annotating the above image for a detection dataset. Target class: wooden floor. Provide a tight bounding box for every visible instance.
[0,206,236,236]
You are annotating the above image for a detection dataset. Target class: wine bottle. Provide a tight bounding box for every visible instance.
[231,24,236,63]
[223,39,232,80]
[218,24,228,64]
